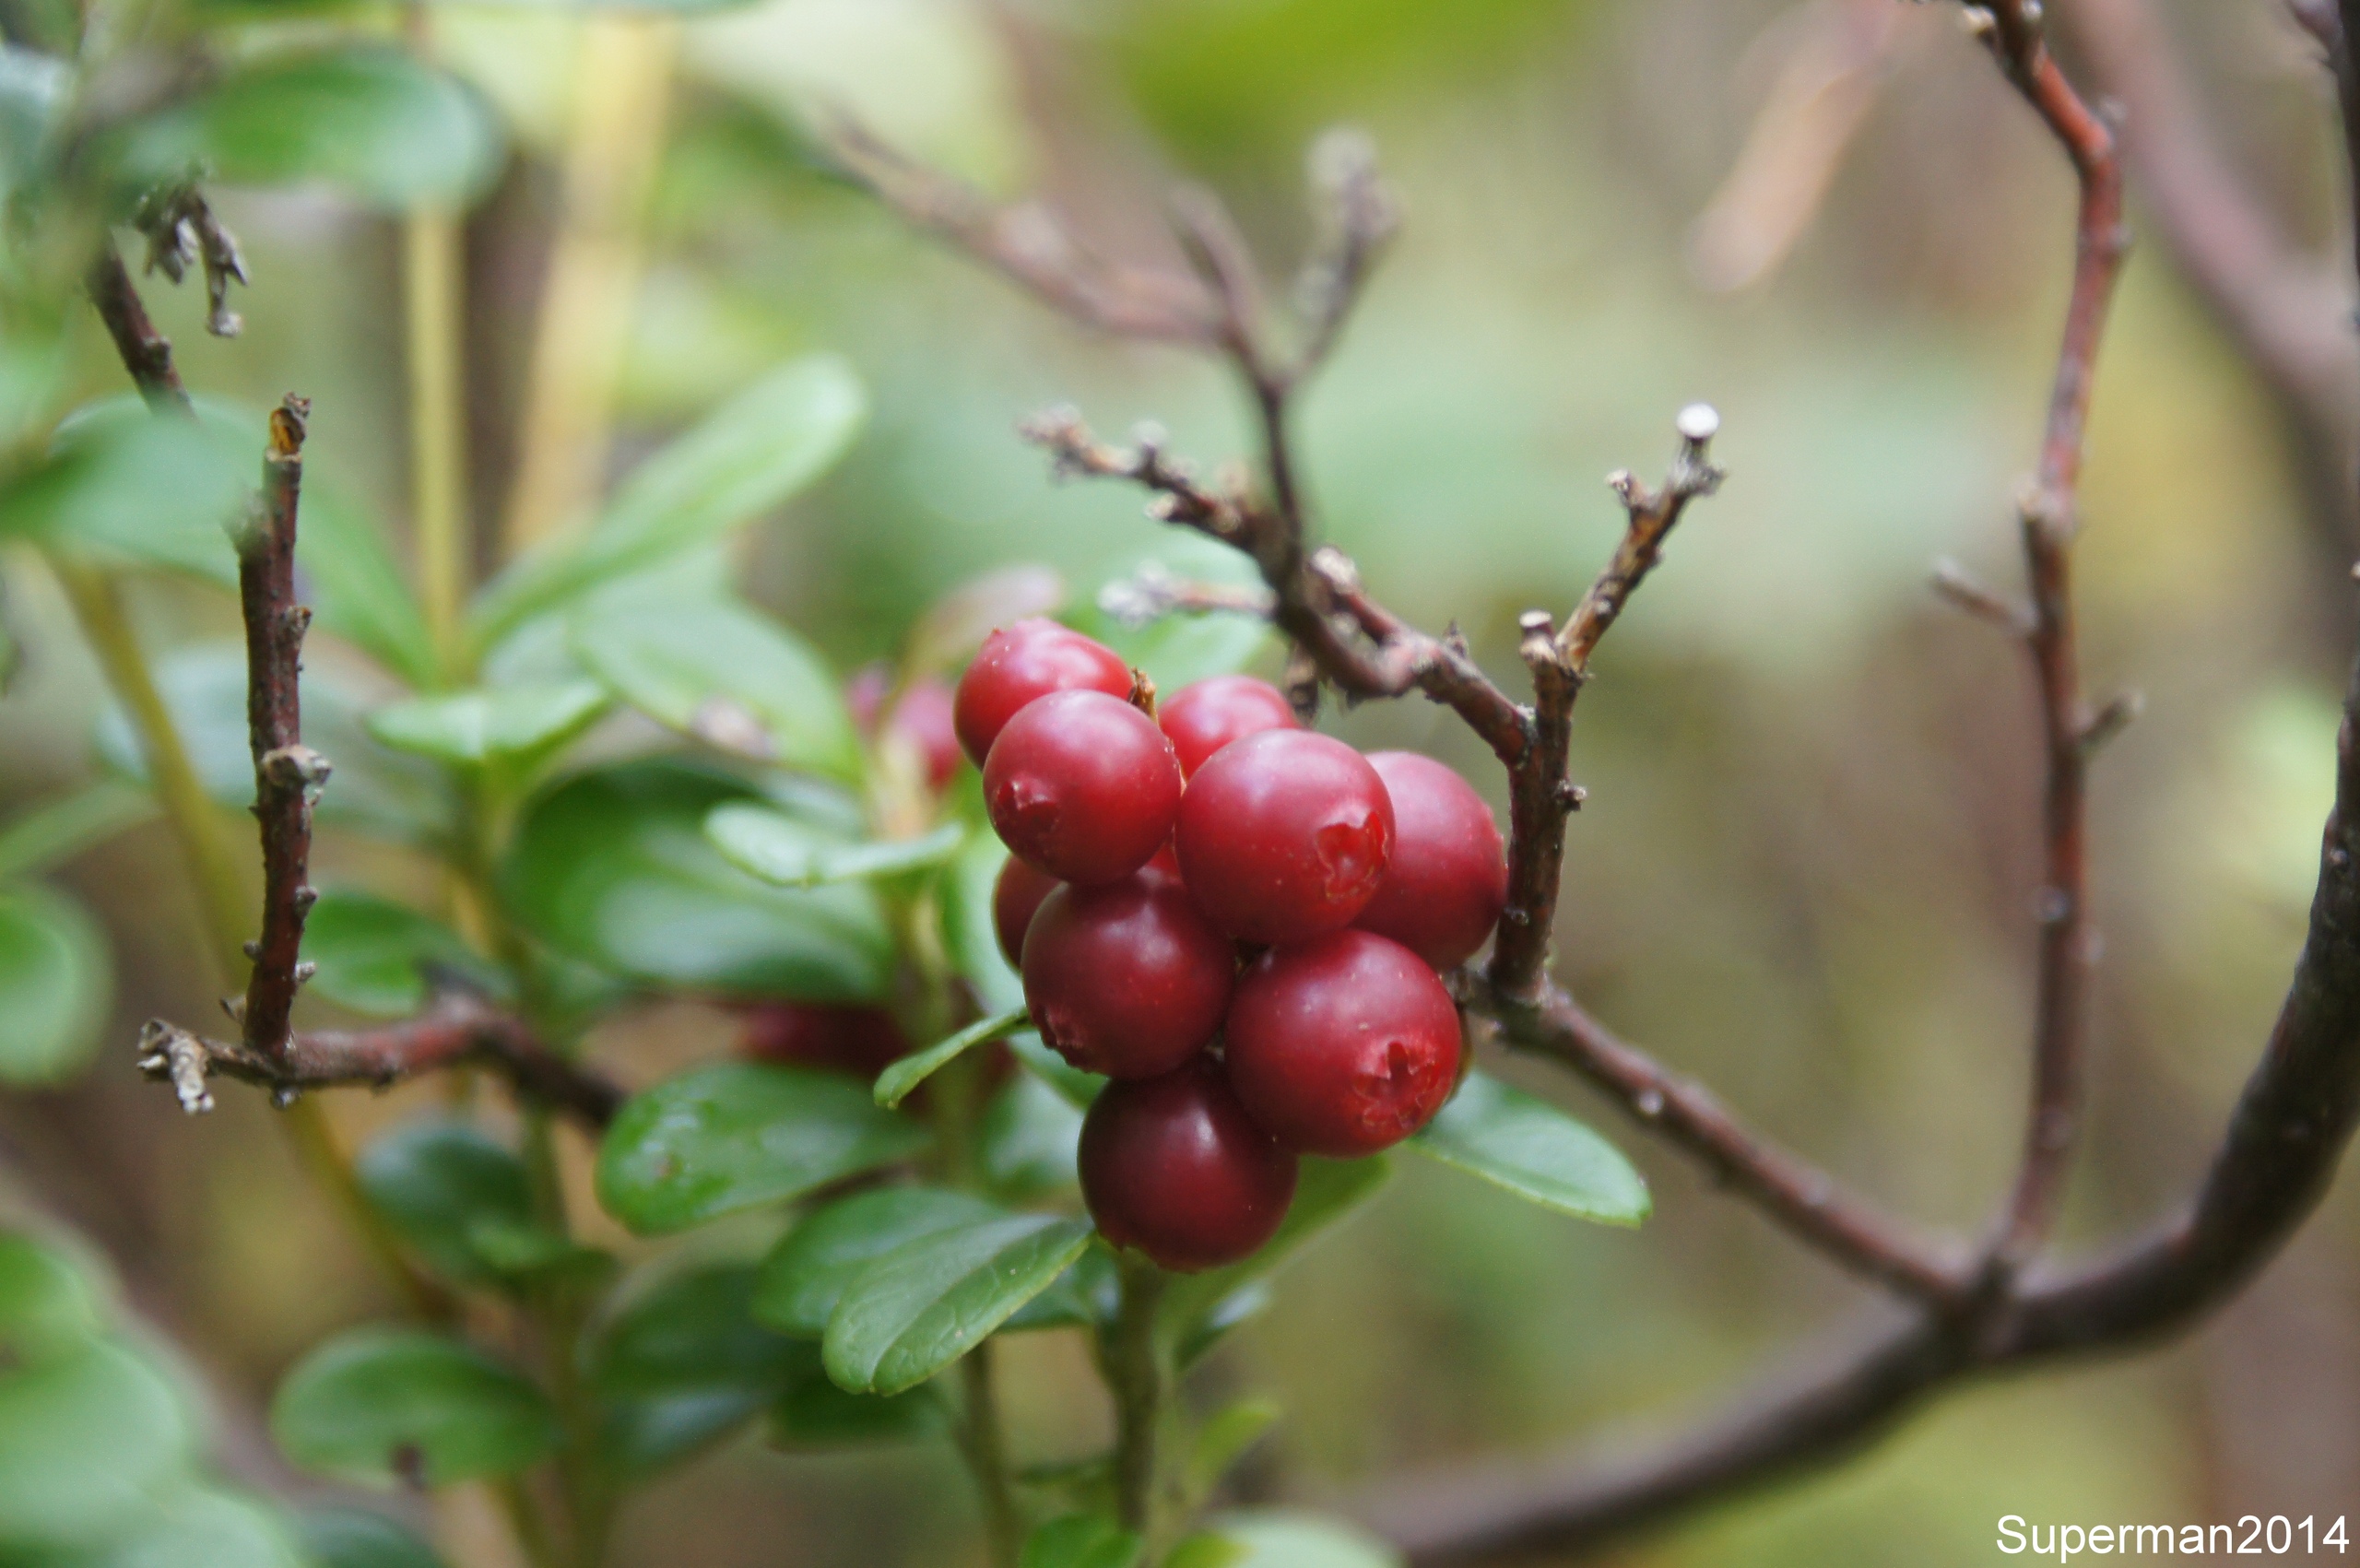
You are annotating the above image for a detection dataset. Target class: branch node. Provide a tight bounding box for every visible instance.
[137,1021,216,1114]
[1930,558,2036,634]
[2078,690,2143,756]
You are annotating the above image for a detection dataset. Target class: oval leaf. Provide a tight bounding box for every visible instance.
[708,808,962,890]
[769,1350,944,1448]
[586,1262,802,1476]
[1408,1071,1649,1226]
[873,1007,1027,1111]
[302,892,500,1018]
[270,1326,560,1485]
[365,680,609,771]
[0,1232,107,1365]
[354,1120,595,1289]
[596,1063,928,1235]
[0,780,154,882]
[297,1507,449,1568]
[576,595,861,780]
[822,1214,1094,1396]
[0,883,111,1086]
[0,1339,193,1549]
[502,760,893,1001]
[472,355,866,650]
[753,1186,1002,1338]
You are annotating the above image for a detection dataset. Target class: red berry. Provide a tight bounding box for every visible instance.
[1223,930,1461,1156]
[1080,1059,1297,1272]
[1353,751,1508,971]
[1173,730,1394,944]
[1021,874,1234,1079]
[984,690,1182,885]
[992,855,1062,969]
[1159,675,1299,778]
[738,1004,911,1079]
[849,666,963,791]
[952,619,1132,766]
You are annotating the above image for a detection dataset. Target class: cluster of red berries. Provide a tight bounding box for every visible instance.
[962,619,1508,1272]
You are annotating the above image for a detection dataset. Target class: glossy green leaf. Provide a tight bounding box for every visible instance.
[980,1073,1084,1198]
[753,1186,1001,1338]
[1408,1071,1649,1225]
[117,49,503,208]
[1186,1512,1403,1568]
[586,1262,801,1475]
[1075,535,1277,695]
[365,681,609,772]
[596,1063,928,1235]
[873,1007,1027,1110]
[295,483,439,689]
[296,1506,449,1568]
[1161,1158,1389,1358]
[768,1349,943,1448]
[0,781,154,882]
[822,1213,1095,1396]
[472,355,867,649]
[96,644,450,844]
[0,1231,106,1365]
[301,892,502,1018]
[575,595,862,780]
[270,1326,560,1485]
[0,1339,193,1549]
[84,1484,308,1568]
[354,1120,591,1289]
[1022,1515,1143,1568]
[0,400,250,566]
[0,883,112,1086]
[501,760,893,1001]
[708,808,962,890]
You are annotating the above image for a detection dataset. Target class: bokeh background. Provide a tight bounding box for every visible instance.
[5,0,2359,1562]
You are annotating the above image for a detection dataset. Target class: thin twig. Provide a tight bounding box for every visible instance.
[84,242,194,415]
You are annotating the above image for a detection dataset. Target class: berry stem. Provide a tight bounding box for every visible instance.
[1105,1253,1171,1544]
[958,1349,1024,1568]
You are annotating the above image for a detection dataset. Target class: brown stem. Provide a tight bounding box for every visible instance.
[84,242,193,416]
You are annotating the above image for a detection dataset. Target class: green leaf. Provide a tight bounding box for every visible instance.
[943,828,1025,1015]
[501,760,893,1001]
[0,1231,106,1366]
[0,399,250,566]
[301,891,502,1018]
[822,1214,1095,1396]
[753,1186,1002,1338]
[354,1120,591,1288]
[1187,1512,1403,1568]
[575,595,862,781]
[1022,1515,1143,1568]
[116,48,503,208]
[270,1326,560,1486]
[1186,1398,1282,1504]
[586,1262,802,1475]
[471,356,867,650]
[365,680,609,772]
[0,780,154,882]
[708,808,962,890]
[96,644,451,844]
[768,1348,943,1448]
[1,46,69,202]
[1075,535,1277,694]
[83,1484,308,1568]
[873,1007,1027,1111]
[296,1506,449,1568]
[595,1063,928,1235]
[0,883,112,1086]
[296,483,439,689]
[1408,1071,1649,1226]
[1161,1158,1389,1360]
[0,1339,193,1550]
[980,1073,1084,1198]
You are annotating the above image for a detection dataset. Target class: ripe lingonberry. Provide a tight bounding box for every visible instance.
[952,619,1132,766]
[1223,929,1462,1156]
[1174,729,1394,944]
[1159,675,1299,778]
[985,690,1182,885]
[1079,1058,1297,1271]
[992,855,1062,969]
[738,1003,910,1079]
[1353,750,1508,971]
[1021,873,1235,1079]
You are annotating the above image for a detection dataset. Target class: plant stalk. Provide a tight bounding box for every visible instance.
[1107,1254,1169,1542]
[404,206,471,681]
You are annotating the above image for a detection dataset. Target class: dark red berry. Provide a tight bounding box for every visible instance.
[1021,873,1234,1079]
[1173,730,1394,944]
[1223,930,1461,1156]
[952,619,1132,766]
[991,855,1062,969]
[1353,751,1508,971]
[849,666,963,791]
[984,690,1182,885]
[738,1004,911,1079]
[1079,1059,1297,1272]
[1159,675,1299,778]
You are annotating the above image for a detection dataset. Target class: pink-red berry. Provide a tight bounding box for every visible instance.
[952,619,1132,766]
[1159,675,1299,778]
[991,855,1062,969]
[984,690,1183,886]
[1080,1059,1297,1271]
[1174,730,1394,944]
[1223,930,1462,1156]
[738,1003,911,1079]
[1021,874,1234,1079]
[1353,751,1508,971]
